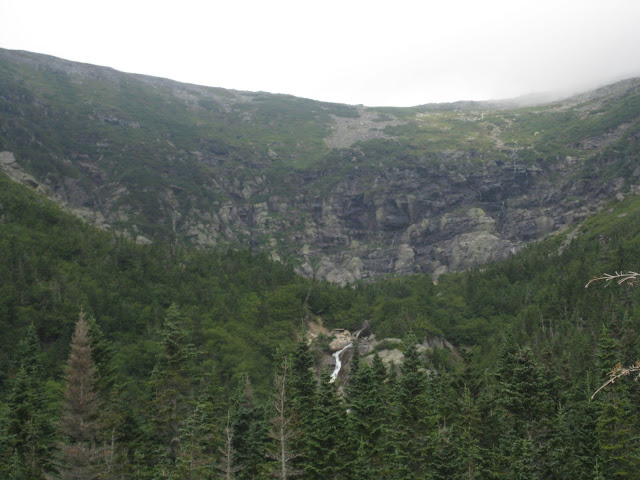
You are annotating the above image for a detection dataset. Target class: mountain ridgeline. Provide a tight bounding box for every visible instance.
[2,48,640,283]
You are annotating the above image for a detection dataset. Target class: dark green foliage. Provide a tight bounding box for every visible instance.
[344,351,390,478]
[288,341,317,475]
[146,305,198,476]
[1,324,57,479]
[85,314,117,396]
[594,326,640,478]
[387,335,429,479]
[230,377,269,480]
[452,385,485,480]
[176,376,224,479]
[0,171,318,395]
[289,341,317,428]
[306,370,345,480]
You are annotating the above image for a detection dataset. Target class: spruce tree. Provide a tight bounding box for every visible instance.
[344,353,389,477]
[3,323,56,480]
[388,334,427,479]
[493,341,549,479]
[306,369,345,480]
[452,385,484,480]
[231,376,269,480]
[371,356,399,478]
[147,304,198,478]
[288,340,317,474]
[85,315,116,397]
[84,314,122,476]
[177,376,224,479]
[594,325,640,478]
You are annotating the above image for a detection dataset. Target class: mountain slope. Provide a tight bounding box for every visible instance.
[0,169,331,394]
[5,138,640,480]
[2,48,640,282]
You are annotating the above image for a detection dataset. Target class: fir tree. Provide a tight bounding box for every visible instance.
[85,315,116,397]
[493,341,550,478]
[344,354,388,477]
[369,353,391,475]
[84,314,122,476]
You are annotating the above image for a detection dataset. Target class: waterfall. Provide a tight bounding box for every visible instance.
[330,343,352,383]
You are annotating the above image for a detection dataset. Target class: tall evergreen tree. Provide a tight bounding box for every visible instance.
[147,304,198,478]
[3,323,56,480]
[85,315,117,397]
[288,340,317,475]
[176,375,224,480]
[493,341,549,479]
[449,384,485,480]
[388,335,427,479]
[84,314,123,477]
[231,376,269,480]
[417,369,458,480]
[594,325,640,478]
[306,369,345,480]
[369,353,391,476]
[345,352,389,478]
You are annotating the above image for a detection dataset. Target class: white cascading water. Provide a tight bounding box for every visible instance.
[330,343,352,383]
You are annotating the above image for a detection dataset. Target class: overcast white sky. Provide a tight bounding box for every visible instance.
[2,0,640,107]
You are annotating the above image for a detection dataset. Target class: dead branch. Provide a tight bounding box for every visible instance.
[585,271,640,288]
[591,362,640,400]
[587,271,640,399]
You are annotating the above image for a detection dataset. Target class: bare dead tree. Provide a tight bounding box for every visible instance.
[267,358,301,480]
[216,411,241,480]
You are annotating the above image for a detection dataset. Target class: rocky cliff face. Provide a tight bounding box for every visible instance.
[1,49,639,284]
[261,158,618,283]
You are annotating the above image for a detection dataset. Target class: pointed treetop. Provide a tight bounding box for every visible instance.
[14,323,41,375]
